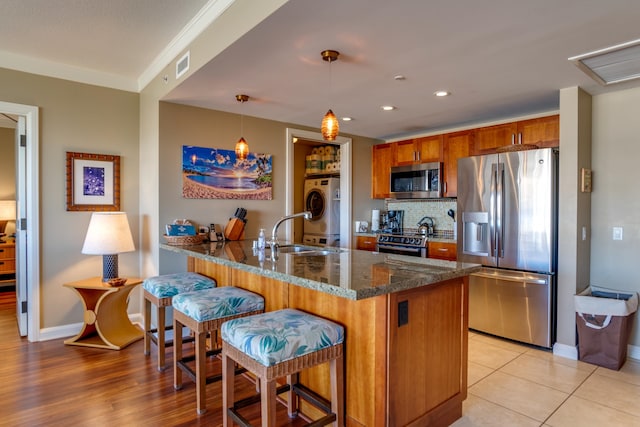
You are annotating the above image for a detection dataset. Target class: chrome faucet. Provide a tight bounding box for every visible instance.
[269,211,312,258]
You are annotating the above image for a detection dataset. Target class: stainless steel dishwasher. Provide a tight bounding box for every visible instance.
[469,267,554,348]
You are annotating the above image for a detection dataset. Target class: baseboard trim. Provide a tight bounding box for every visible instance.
[553,342,640,363]
[38,313,143,342]
[552,342,578,360]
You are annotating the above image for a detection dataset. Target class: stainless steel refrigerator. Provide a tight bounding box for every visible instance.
[457,147,558,348]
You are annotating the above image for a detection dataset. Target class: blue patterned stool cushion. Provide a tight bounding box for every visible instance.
[221,308,344,367]
[143,272,216,299]
[172,287,264,322]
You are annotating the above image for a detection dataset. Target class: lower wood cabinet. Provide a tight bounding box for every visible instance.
[355,235,377,251]
[429,241,457,261]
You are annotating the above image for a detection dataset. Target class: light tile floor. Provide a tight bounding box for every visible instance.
[451,331,640,426]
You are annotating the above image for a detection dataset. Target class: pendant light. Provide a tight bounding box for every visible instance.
[235,94,249,160]
[320,50,340,141]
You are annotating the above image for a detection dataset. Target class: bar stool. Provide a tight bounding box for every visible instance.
[173,286,265,414]
[142,272,216,371]
[221,308,345,427]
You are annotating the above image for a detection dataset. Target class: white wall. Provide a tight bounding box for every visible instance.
[591,86,640,346]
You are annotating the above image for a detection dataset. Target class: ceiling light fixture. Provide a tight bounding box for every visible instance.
[381,105,396,111]
[235,94,249,160]
[434,90,450,97]
[342,117,353,121]
[320,49,340,141]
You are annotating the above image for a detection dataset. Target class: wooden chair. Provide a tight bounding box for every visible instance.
[173,286,265,414]
[221,308,345,427]
[142,272,216,371]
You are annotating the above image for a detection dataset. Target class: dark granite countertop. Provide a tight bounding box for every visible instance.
[160,241,479,300]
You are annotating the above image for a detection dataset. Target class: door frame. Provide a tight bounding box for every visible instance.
[285,128,352,248]
[0,101,40,342]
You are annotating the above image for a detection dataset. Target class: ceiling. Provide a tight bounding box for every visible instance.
[2,0,640,140]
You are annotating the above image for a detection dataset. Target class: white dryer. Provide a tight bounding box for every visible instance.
[303,177,340,237]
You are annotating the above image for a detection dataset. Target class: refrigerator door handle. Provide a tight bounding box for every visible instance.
[490,165,497,257]
[497,165,505,258]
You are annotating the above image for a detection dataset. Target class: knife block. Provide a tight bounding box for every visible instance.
[224,218,245,241]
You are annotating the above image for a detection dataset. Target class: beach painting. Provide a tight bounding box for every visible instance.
[182,145,273,200]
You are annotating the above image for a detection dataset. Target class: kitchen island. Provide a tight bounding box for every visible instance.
[161,241,480,427]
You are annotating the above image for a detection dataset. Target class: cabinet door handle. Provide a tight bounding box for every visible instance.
[518,132,522,144]
[438,248,448,252]
[511,134,515,145]
[416,151,420,162]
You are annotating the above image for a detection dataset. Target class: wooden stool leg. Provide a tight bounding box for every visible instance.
[222,351,235,427]
[286,373,299,418]
[157,305,166,371]
[331,354,345,427]
[173,318,183,390]
[143,297,151,356]
[196,331,207,414]
[261,377,277,427]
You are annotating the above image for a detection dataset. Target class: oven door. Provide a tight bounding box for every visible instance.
[377,244,425,257]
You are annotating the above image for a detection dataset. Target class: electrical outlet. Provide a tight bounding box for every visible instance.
[613,227,623,241]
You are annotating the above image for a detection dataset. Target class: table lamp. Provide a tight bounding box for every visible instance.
[0,200,16,243]
[82,212,135,281]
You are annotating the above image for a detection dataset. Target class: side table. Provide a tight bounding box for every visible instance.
[64,276,143,350]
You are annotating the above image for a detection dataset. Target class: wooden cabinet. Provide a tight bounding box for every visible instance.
[472,115,559,155]
[0,241,16,284]
[355,235,377,251]
[443,131,472,197]
[472,122,518,155]
[518,115,559,148]
[372,143,394,199]
[395,135,443,165]
[428,241,457,261]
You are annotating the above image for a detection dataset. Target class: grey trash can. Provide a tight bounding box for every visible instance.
[574,286,638,370]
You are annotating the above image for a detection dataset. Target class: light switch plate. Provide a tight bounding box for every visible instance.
[613,227,623,240]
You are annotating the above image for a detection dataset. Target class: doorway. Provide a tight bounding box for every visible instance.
[285,128,352,248]
[0,101,40,342]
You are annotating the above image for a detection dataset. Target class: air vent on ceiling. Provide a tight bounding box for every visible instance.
[176,51,190,79]
[569,39,640,86]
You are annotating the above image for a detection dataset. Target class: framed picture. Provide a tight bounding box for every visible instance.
[182,145,273,200]
[66,152,120,211]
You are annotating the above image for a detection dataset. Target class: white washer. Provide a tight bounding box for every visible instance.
[303,177,340,237]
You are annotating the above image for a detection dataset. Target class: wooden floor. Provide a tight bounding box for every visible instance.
[0,288,307,426]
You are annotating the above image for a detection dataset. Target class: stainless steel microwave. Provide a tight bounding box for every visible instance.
[389,162,442,199]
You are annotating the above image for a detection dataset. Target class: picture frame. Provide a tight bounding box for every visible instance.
[66,152,120,211]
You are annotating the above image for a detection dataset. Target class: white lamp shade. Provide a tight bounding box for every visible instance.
[82,212,135,255]
[0,200,16,221]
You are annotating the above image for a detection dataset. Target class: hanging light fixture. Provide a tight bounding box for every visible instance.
[235,94,250,160]
[320,49,340,141]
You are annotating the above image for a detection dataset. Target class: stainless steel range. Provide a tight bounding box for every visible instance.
[376,233,427,257]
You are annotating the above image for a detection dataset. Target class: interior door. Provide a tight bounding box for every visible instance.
[15,116,27,336]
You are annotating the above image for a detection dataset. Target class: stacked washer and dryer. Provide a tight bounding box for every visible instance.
[302,177,340,247]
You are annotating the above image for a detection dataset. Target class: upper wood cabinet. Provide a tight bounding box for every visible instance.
[372,143,394,199]
[395,135,443,165]
[442,131,472,198]
[472,115,559,155]
[518,115,559,148]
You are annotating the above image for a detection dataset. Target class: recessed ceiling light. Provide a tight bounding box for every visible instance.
[434,91,450,97]
[381,105,396,111]
[393,75,406,81]
[342,117,353,121]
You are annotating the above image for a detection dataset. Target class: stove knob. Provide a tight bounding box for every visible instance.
[403,237,410,244]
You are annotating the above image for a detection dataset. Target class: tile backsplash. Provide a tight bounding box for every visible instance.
[386,199,457,238]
